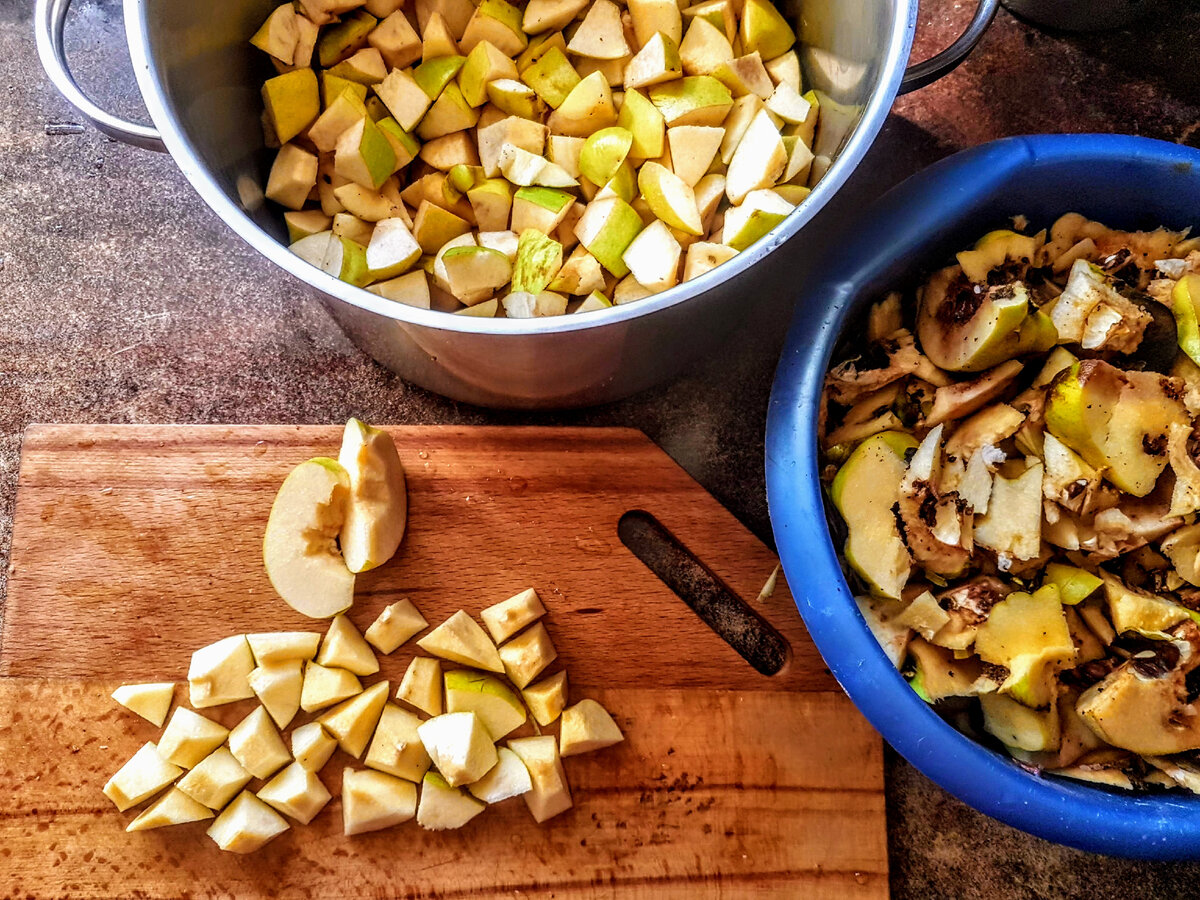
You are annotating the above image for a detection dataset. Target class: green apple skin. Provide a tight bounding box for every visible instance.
[579,127,634,186]
[1173,274,1200,366]
[574,197,645,277]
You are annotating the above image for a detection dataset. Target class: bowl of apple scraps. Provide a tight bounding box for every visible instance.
[41,0,996,405]
[767,135,1200,858]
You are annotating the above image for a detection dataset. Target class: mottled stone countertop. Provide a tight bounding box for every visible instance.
[4,0,1200,895]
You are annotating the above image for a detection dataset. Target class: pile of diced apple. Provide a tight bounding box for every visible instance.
[252,0,820,316]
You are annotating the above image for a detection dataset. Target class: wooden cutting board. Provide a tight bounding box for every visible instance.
[0,424,886,898]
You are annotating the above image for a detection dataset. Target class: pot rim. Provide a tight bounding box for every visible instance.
[765,133,1200,859]
[122,0,916,336]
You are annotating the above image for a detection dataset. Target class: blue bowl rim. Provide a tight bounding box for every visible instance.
[765,133,1200,859]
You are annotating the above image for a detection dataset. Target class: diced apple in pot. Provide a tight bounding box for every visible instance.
[622,220,682,292]
[267,144,320,210]
[368,270,432,308]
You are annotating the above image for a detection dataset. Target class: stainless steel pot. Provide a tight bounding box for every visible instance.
[37,0,998,407]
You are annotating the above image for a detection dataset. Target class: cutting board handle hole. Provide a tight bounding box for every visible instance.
[617,510,790,676]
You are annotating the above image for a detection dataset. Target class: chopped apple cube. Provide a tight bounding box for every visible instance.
[228,706,291,780]
[417,610,505,672]
[317,680,391,758]
[207,791,290,853]
[317,614,380,676]
[368,10,422,69]
[368,270,433,308]
[683,240,738,281]
[126,787,214,832]
[177,748,253,811]
[344,768,418,834]
[507,735,572,822]
[502,290,569,317]
[725,107,786,204]
[417,771,486,830]
[624,33,682,90]
[417,711,499,786]
[266,143,320,210]
[365,598,429,654]
[301,660,363,712]
[188,635,255,709]
[291,722,339,772]
[499,622,557,688]
[560,698,624,756]
[547,71,618,137]
[622,220,682,292]
[247,632,322,665]
[398,656,444,716]
[466,746,532,803]
[158,708,230,768]
[248,660,303,729]
[111,682,175,727]
[461,0,528,57]
[481,588,547,644]
[522,670,568,726]
[258,762,332,824]
[376,69,434,133]
[366,703,433,781]
[445,670,527,739]
[103,743,184,812]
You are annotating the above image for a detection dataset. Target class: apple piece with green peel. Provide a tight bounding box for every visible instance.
[478,229,520,260]
[177,748,252,810]
[458,39,519,106]
[323,72,368,107]
[111,683,175,727]
[713,52,773,99]
[622,220,681,292]
[263,457,355,619]
[301,661,363,712]
[412,200,472,253]
[522,670,568,725]
[975,586,1074,708]
[725,108,785,204]
[418,711,499,785]
[981,693,1061,753]
[575,196,644,277]
[344,768,418,834]
[507,735,572,822]
[251,4,300,64]
[262,68,319,145]
[721,189,792,251]
[523,46,581,108]
[477,116,547,176]
[207,791,289,854]
[417,771,487,830]
[399,656,444,716]
[686,0,737,41]
[365,599,428,654]
[650,75,733,127]
[127,788,214,832]
[445,670,528,739]
[375,69,434,132]
[188,635,255,709]
[512,186,574,233]
[467,178,515,230]
[266,144,319,211]
[638,162,703,235]
[916,268,1038,372]
[422,12,460,61]
[566,0,629,59]
[369,10,423,69]
[258,761,332,825]
[415,0,475,36]
[781,134,815,183]
[318,9,377,67]
[548,71,618,136]
[292,722,338,772]
[317,614,379,676]
[310,90,368,153]
[102,743,184,812]
[485,78,546,119]
[327,47,388,85]
[617,88,665,159]
[667,125,723,186]
[510,229,564,293]
[830,431,916,600]
[560,698,624,756]
[1173,274,1200,366]
[498,621,557,688]
[683,240,738,281]
[679,16,734,76]
[574,290,612,312]
[417,610,505,672]
[158,708,229,769]
[462,0,528,56]
[285,210,333,243]
[595,161,636,204]
[368,270,433,308]
[480,588,547,643]
[366,217,422,280]
[441,245,514,303]
[228,706,290,781]
[1044,563,1103,606]
[366,703,433,781]
[318,681,390,758]
[413,55,468,99]
[1103,574,1191,635]
[623,32,682,90]
[467,746,532,802]
[739,0,795,61]
[579,126,633,186]
[1045,360,1185,496]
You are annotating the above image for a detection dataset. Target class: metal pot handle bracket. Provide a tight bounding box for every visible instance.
[900,0,1001,93]
[34,0,166,151]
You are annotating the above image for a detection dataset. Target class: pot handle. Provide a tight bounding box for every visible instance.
[900,0,1001,94]
[34,0,166,151]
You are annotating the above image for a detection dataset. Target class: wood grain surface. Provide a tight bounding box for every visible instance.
[0,424,886,898]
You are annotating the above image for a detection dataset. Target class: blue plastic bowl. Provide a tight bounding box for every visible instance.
[766,134,1200,859]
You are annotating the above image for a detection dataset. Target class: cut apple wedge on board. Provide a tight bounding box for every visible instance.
[263,457,356,618]
[338,418,408,574]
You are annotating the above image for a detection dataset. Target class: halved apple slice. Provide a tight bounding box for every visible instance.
[263,457,355,618]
